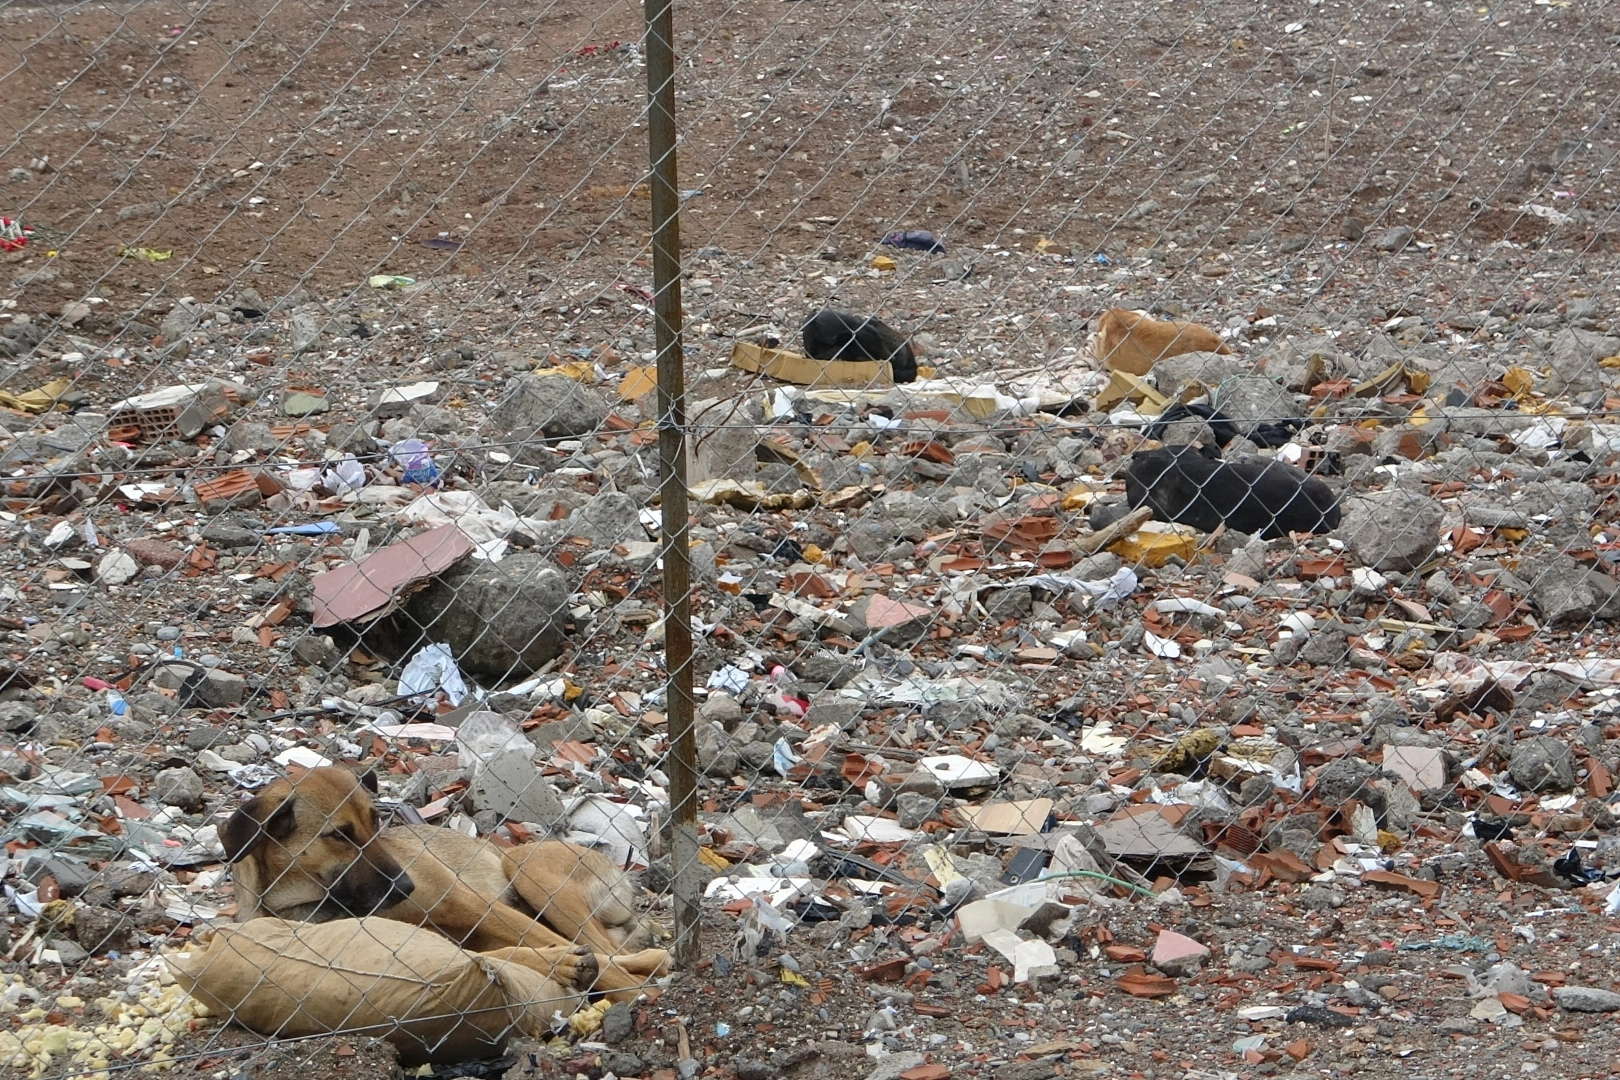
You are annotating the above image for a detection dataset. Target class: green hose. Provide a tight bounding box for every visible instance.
[1031,870,1159,898]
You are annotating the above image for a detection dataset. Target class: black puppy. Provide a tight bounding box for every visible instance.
[802,310,917,383]
[1123,446,1340,539]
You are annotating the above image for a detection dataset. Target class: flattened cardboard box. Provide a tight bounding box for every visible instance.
[731,340,893,388]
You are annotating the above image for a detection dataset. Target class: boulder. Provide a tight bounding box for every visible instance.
[1338,489,1444,571]
[491,373,611,448]
[405,552,569,679]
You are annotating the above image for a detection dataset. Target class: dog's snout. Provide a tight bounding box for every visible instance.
[388,871,416,904]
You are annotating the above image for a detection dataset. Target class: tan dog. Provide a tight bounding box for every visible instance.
[1090,308,1231,376]
[221,767,669,999]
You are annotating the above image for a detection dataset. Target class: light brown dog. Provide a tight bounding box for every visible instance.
[221,766,669,1000]
[1090,308,1232,376]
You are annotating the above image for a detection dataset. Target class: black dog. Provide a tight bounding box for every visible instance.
[1143,402,1306,451]
[802,310,917,383]
[1123,447,1341,539]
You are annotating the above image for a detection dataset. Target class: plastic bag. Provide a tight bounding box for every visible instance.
[398,643,468,705]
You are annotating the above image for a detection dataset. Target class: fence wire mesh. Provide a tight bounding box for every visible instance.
[2,0,1620,1075]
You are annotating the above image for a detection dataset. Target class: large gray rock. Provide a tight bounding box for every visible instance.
[491,373,611,446]
[153,766,205,807]
[1528,555,1620,625]
[696,720,740,778]
[1545,328,1620,396]
[1147,351,1246,397]
[405,552,569,679]
[566,492,643,546]
[1213,375,1304,429]
[468,750,566,826]
[1337,489,1444,571]
[1554,986,1620,1013]
[866,489,954,539]
[1508,736,1575,792]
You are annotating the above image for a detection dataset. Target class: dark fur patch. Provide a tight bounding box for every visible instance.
[221,793,297,864]
[802,310,917,383]
[1124,447,1341,539]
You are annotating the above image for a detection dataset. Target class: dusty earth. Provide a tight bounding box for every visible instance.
[1,0,1620,1079]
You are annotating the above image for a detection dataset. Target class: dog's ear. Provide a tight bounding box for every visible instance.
[359,769,380,795]
[221,791,298,864]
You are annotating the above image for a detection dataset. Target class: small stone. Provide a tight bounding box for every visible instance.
[894,791,937,829]
[289,312,321,353]
[153,767,205,807]
[293,634,343,668]
[1372,225,1414,252]
[1509,736,1575,792]
[73,907,137,954]
[124,539,186,570]
[847,594,934,642]
[1338,489,1444,572]
[600,1001,634,1044]
[96,549,139,585]
[468,750,566,826]
[48,938,89,966]
[282,391,330,417]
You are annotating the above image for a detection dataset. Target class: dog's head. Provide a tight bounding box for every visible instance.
[222,767,415,920]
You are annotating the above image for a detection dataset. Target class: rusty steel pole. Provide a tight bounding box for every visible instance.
[643,0,699,969]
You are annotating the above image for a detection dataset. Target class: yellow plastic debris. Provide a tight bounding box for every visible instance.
[568,999,611,1037]
[1501,366,1536,400]
[1598,355,1620,370]
[870,255,897,271]
[1061,485,1098,511]
[801,543,827,565]
[619,365,656,400]
[535,361,595,382]
[1377,830,1403,853]
[781,969,811,988]
[0,379,72,415]
[1108,526,1200,568]
[696,846,730,871]
[116,247,171,262]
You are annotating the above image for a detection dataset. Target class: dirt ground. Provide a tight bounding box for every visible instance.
[3,0,1620,1078]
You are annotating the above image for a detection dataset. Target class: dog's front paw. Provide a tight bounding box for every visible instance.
[559,945,598,991]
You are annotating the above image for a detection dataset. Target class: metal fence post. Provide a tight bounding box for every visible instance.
[643,0,700,970]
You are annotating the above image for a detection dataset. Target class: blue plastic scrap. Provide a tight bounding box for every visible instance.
[266,522,341,536]
[880,230,946,254]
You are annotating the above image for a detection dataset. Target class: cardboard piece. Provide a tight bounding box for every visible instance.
[1092,369,1170,413]
[953,798,1054,836]
[167,917,584,1065]
[731,341,893,388]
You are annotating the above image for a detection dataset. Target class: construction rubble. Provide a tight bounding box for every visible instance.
[1,258,1620,1080]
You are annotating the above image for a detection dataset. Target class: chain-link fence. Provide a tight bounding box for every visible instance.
[2,0,1620,1075]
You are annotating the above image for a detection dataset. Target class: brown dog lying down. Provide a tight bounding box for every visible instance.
[1090,308,1231,376]
[221,767,669,1001]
